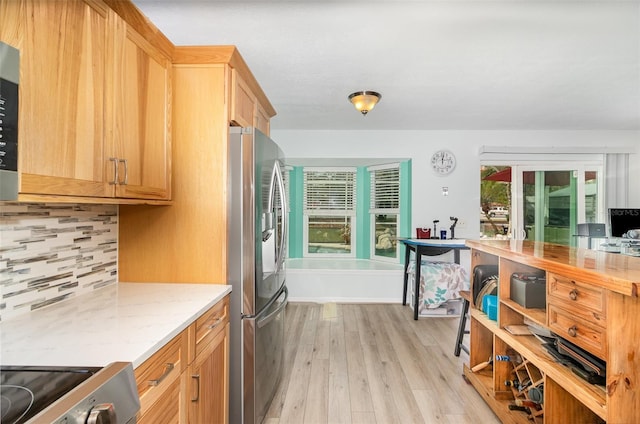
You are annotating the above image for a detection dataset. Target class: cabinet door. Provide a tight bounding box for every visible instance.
[188,323,229,424]
[110,21,171,200]
[230,69,255,128]
[255,102,270,136]
[16,0,113,198]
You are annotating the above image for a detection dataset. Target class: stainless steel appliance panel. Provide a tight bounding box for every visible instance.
[228,127,288,424]
[0,362,140,424]
[243,286,287,424]
[0,41,19,200]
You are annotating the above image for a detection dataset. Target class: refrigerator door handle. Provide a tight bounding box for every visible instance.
[273,162,288,266]
[257,287,288,329]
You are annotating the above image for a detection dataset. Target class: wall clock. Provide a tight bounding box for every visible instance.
[431,150,456,175]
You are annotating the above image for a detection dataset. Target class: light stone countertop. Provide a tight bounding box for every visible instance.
[0,282,231,368]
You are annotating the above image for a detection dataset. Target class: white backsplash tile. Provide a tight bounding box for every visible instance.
[0,203,118,320]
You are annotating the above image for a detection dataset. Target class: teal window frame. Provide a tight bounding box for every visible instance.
[287,160,412,263]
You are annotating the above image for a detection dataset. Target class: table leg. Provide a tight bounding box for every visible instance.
[454,249,461,264]
[413,249,421,320]
[402,244,411,305]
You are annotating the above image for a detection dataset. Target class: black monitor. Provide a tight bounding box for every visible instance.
[608,208,640,238]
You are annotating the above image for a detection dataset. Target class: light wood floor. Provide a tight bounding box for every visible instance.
[264,302,501,424]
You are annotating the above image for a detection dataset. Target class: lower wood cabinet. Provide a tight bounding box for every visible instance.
[188,322,230,424]
[138,378,183,424]
[135,329,187,423]
[135,294,230,424]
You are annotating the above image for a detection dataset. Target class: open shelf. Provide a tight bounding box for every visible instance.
[471,307,607,421]
[463,365,537,424]
[500,298,546,328]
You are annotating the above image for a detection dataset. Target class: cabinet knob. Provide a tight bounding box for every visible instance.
[568,325,578,337]
[569,289,578,301]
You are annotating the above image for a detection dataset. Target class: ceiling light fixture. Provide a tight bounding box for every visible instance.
[348,91,381,116]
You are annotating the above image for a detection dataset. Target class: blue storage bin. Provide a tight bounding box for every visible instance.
[482,294,498,321]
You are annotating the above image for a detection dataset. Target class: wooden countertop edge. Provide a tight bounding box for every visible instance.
[466,239,640,298]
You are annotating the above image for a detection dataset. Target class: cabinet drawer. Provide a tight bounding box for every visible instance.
[548,304,607,360]
[193,295,230,360]
[137,377,181,424]
[548,273,606,325]
[135,331,186,416]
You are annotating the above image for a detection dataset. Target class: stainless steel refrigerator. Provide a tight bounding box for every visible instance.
[228,127,288,424]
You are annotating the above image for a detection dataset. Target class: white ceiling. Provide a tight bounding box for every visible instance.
[131,0,640,132]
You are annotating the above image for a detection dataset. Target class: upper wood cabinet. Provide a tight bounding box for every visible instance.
[0,0,171,203]
[120,46,275,283]
[230,69,255,128]
[255,102,271,136]
[109,19,171,201]
[230,67,271,136]
[8,0,112,198]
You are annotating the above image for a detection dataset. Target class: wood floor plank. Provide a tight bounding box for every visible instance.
[351,411,376,424]
[362,305,396,362]
[328,373,352,424]
[299,304,321,345]
[330,314,347,374]
[328,314,352,423]
[279,342,315,423]
[270,303,500,424]
[361,338,402,423]
[381,305,438,391]
[313,318,331,360]
[344,331,375,413]
[383,359,428,423]
[353,303,376,346]
[413,389,448,423]
[303,358,330,424]
[342,304,358,333]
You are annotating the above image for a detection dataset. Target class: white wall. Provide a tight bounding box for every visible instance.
[272,129,640,240]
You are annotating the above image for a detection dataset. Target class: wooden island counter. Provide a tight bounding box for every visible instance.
[464,239,640,424]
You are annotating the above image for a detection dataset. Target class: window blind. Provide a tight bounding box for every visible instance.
[370,166,400,211]
[303,170,356,213]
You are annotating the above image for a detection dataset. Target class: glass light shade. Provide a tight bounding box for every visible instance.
[348,91,381,115]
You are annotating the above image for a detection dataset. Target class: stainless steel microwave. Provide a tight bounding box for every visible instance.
[0,41,19,200]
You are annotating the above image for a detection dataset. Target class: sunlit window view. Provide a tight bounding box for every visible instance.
[306,216,353,254]
[370,165,400,260]
[481,165,600,245]
[480,166,511,239]
[303,169,356,256]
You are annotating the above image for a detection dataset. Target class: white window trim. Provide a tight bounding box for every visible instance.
[369,163,401,262]
[302,167,357,258]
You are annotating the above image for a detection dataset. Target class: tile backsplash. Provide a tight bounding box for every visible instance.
[0,203,118,321]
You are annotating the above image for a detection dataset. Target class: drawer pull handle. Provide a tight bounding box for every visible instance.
[191,374,201,402]
[568,325,578,337]
[569,289,578,301]
[148,362,174,386]
[209,317,223,329]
